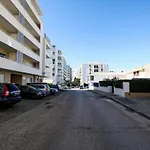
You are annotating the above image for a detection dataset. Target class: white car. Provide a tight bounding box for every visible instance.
[33,84,50,96]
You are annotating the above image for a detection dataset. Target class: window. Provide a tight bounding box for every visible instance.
[53,59,55,64]
[94,69,98,72]
[46,55,50,59]
[94,65,98,68]
[52,73,55,76]
[101,69,103,72]
[90,76,94,81]
[53,52,55,55]
[6,84,18,91]
[93,83,99,87]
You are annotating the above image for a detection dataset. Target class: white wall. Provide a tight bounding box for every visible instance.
[114,82,129,97]
[90,72,127,82]
[99,86,112,93]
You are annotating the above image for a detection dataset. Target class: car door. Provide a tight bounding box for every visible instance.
[21,86,29,98]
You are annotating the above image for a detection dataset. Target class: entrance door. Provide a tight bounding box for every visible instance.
[11,74,22,84]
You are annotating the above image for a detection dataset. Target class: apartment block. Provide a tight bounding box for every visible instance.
[0,0,43,84]
[42,34,52,83]
[127,64,150,79]
[80,63,109,85]
[51,46,69,84]
[66,65,72,82]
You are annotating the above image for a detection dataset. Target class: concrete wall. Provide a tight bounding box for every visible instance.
[99,86,112,93]
[114,82,130,97]
[125,92,150,99]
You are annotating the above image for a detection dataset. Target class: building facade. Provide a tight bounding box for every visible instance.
[51,46,68,84]
[42,34,52,83]
[80,63,109,85]
[89,72,127,83]
[66,65,72,82]
[0,0,43,84]
[127,64,150,79]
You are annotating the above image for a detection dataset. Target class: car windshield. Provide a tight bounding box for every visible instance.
[6,84,18,91]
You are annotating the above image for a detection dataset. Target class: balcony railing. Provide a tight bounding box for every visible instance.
[0,57,41,75]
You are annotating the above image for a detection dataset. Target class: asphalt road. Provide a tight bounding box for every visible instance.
[0,92,63,126]
[0,90,150,150]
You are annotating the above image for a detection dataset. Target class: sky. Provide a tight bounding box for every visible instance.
[38,0,150,71]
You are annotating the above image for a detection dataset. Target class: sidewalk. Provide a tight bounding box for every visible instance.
[91,90,150,120]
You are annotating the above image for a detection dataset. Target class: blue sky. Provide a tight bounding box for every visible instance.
[38,0,150,71]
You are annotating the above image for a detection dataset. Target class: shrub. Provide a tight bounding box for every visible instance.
[130,79,150,93]
[113,80,131,89]
[99,81,114,87]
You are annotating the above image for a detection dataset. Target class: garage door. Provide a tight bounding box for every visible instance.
[0,75,4,83]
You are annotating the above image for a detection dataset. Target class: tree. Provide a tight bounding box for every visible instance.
[72,77,80,86]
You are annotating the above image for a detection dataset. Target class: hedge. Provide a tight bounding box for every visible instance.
[99,81,114,87]
[130,79,150,93]
[100,79,150,93]
[113,80,131,89]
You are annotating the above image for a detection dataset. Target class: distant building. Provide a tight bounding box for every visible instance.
[80,63,109,85]
[66,65,72,82]
[127,64,150,79]
[72,69,81,81]
[42,34,53,83]
[89,72,127,82]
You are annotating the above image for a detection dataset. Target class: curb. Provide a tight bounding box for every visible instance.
[90,90,150,120]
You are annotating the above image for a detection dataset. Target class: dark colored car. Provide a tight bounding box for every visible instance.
[19,85,44,99]
[0,83,21,105]
[80,86,84,89]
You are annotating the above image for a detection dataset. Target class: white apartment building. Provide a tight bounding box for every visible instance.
[127,64,150,79]
[0,0,43,84]
[42,34,53,83]
[51,46,67,84]
[51,45,58,84]
[80,63,109,85]
[66,65,72,82]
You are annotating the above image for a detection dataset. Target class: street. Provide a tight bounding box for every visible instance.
[0,90,150,150]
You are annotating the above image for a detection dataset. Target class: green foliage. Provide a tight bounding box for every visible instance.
[130,79,150,93]
[113,80,131,89]
[99,81,114,87]
[72,77,80,86]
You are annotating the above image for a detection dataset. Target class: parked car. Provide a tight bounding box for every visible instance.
[51,88,58,94]
[19,85,43,99]
[48,84,60,91]
[80,86,84,89]
[0,83,21,105]
[29,84,51,96]
[49,88,57,95]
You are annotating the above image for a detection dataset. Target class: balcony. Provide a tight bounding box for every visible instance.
[1,0,41,39]
[0,30,40,62]
[0,57,41,75]
[0,3,41,49]
[25,0,42,27]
